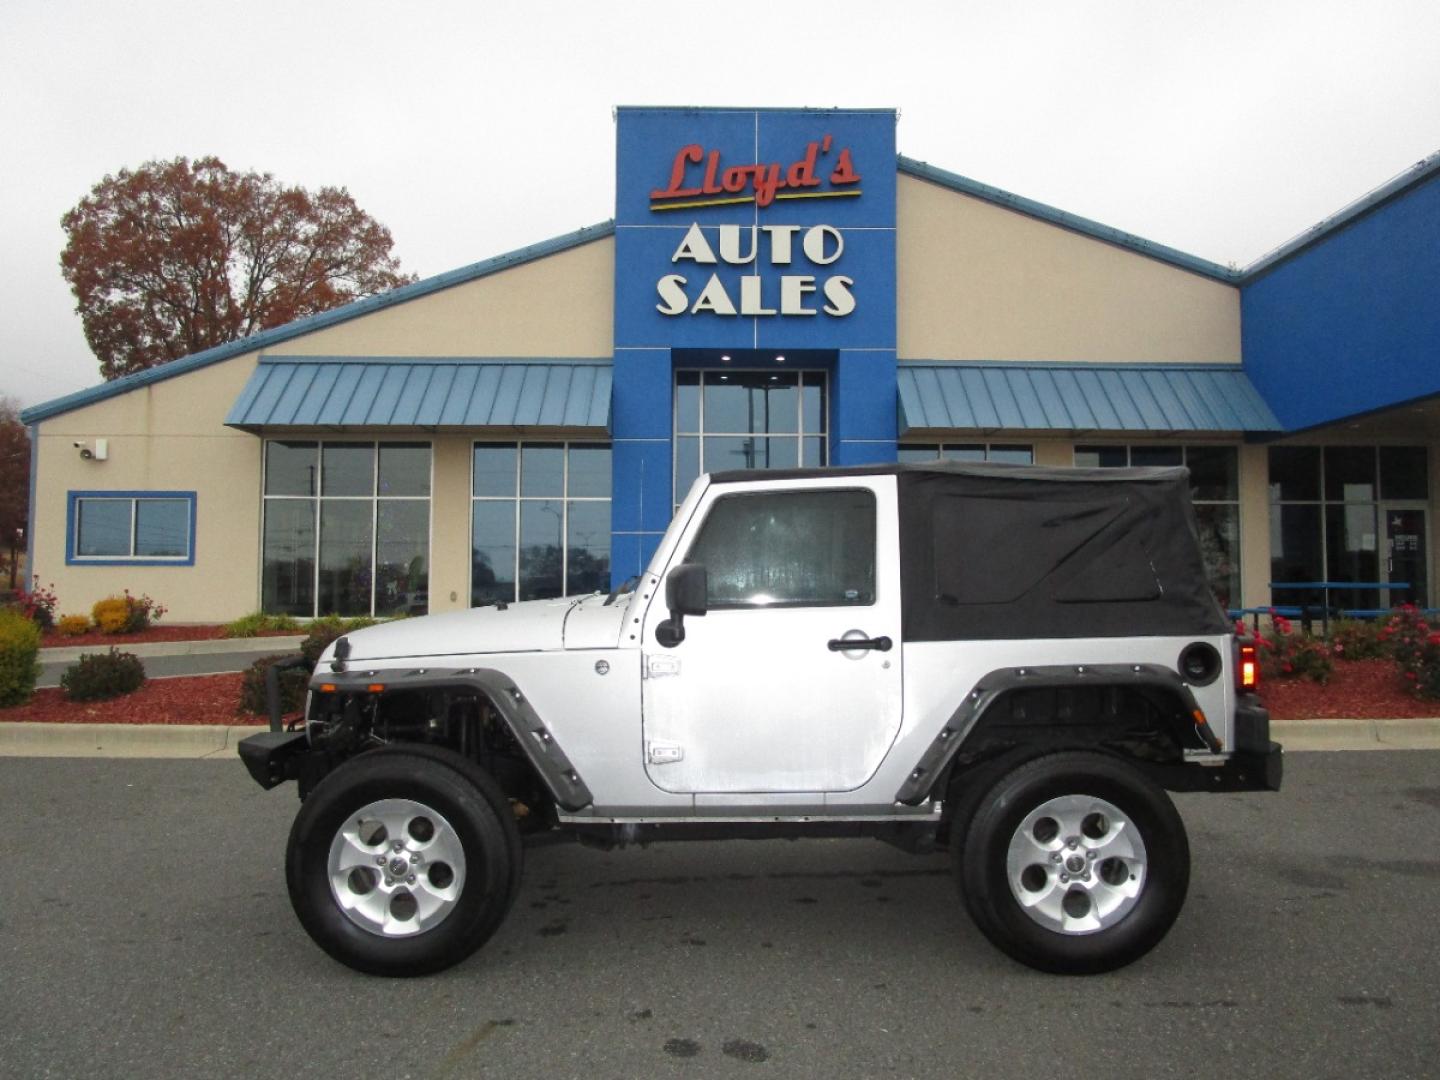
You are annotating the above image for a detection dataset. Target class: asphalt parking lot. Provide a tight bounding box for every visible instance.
[1,751,1438,1080]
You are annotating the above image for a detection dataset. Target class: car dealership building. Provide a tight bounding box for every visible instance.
[21,107,1440,623]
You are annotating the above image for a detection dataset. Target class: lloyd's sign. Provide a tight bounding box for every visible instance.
[648,135,861,319]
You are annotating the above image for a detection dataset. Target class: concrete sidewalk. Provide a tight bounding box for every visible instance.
[38,635,306,688]
[39,635,304,663]
[2,716,1438,758]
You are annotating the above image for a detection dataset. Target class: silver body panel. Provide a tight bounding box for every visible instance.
[321,473,1242,821]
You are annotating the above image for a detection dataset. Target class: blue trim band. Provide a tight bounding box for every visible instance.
[65,490,198,567]
[1241,149,1440,282]
[20,222,617,426]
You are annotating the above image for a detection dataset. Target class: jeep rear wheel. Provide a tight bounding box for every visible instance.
[955,751,1189,974]
[286,745,522,976]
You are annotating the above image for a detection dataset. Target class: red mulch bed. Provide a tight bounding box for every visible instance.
[1261,658,1440,720]
[40,625,298,648]
[2,673,265,726]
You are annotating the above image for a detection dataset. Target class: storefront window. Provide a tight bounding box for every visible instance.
[1268,446,1429,609]
[897,443,1034,465]
[261,441,431,618]
[674,371,826,506]
[471,442,611,605]
[1076,444,1240,608]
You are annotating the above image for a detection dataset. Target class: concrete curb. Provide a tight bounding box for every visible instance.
[40,636,304,663]
[0,722,266,759]
[1268,717,1440,751]
[3,718,1440,760]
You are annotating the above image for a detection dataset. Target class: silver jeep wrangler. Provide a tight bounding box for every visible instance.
[241,462,1280,976]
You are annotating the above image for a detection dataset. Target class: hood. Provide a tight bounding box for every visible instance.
[321,593,626,664]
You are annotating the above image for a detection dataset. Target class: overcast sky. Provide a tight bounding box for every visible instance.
[2,0,1437,409]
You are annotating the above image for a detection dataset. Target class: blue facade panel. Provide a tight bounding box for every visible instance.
[831,350,898,465]
[1242,172,1440,430]
[610,108,899,584]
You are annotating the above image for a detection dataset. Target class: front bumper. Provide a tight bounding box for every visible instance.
[238,730,311,790]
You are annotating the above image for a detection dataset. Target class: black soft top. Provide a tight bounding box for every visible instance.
[710,461,1229,641]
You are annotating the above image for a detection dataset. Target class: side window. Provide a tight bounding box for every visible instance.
[67,491,196,565]
[685,489,876,608]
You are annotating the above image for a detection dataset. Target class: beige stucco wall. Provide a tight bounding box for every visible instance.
[30,237,614,622]
[33,352,264,622]
[280,237,613,358]
[896,175,1242,363]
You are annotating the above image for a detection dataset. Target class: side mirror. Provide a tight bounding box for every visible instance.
[656,563,708,648]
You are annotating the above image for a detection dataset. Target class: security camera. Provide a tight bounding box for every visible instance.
[79,447,95,460]
[72,441,84,449]
[73,438,108,461]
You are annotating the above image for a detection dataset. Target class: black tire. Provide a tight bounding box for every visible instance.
[286,744,522,976]
[954,751,1189,975]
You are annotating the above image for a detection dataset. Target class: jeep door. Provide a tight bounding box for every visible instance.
[641,475,902,793]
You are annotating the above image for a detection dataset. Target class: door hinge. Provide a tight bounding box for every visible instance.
[646,655,681,679]
[647,741,685,764]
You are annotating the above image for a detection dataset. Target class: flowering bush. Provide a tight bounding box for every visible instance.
[122,591,167,631]
[1256,610,1334,683]
[1380,605,1440,699]
[12,579,58,630]
[91,592,168,634]
[1328,618,1387,661]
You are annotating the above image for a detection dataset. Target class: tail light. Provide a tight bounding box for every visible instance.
[1237,639,1259,691]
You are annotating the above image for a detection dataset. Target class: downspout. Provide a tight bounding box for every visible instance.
[25,423,37,588]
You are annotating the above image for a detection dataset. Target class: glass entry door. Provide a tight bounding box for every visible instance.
[673,369,827,506]
[1382,507,1428,607]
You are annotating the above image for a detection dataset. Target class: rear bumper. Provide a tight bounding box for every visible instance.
[1232,693,1272,755]
[1151,742,1283,793]
[1148,694,1281,792]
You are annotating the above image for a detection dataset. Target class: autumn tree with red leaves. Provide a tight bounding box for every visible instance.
[0,396,30,589]
[60,157,416,380]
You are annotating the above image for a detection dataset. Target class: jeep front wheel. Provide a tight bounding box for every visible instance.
[286,745,522,976]
[955,751,1189,974]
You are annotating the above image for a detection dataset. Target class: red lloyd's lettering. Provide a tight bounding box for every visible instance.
[655,144,705,199]
[649,136,860,208]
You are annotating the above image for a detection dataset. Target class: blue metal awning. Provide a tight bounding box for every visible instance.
[897,362,1282,434]
[225,357,612,431]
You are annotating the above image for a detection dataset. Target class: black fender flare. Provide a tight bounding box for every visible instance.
[892,663,1218,806]
[310,666,594,811]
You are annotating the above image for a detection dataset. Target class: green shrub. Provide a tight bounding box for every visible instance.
[301,615,378,668]
[223,612,302,638]
[60,648,146,701]
[0,608,42,707]
[239,654,311,717]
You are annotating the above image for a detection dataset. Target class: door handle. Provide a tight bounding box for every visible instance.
[828,635,892,652]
